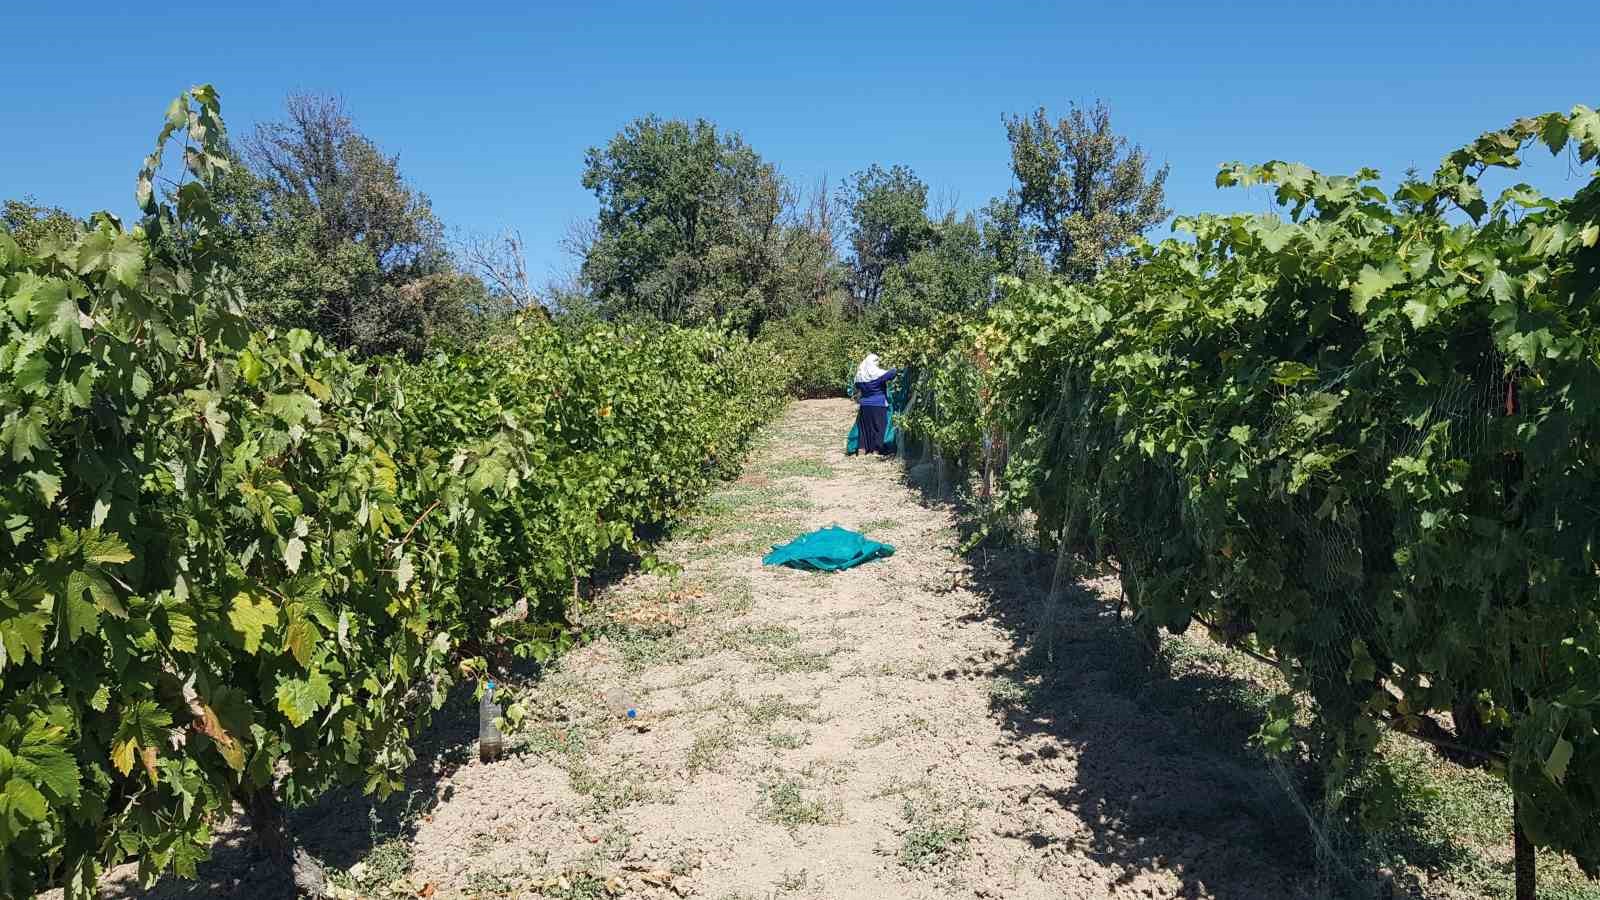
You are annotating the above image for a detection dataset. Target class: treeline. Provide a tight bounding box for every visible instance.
[7,97,1173,370]
[891,107,1600,899]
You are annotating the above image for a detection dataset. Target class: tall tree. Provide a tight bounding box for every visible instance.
[839,164,936,306]
[214,93,478,357]
[978,194,1045,281]
[1004,101,1170,279]
[580,115,797,333]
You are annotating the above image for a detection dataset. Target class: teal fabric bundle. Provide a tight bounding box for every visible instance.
[761,525,895,572]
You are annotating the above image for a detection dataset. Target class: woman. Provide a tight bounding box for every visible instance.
[853,353,899,456]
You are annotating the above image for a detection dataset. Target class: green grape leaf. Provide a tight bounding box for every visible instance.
[3,778,49,823]
[166,611,198,654]
[1545,737,1574,785]
[18,743,80,804]
[284,619,318,669]
[1349,262,1404,314]
[0,602,50,671]
[227,592,279,655]
[62,594,100,642]
[275,672,333,727]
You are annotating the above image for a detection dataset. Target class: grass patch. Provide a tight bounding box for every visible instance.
[704,574,755,616]
[347,836,414,892]
[685,516,809,562]
[756,774,836,831]
[517,720,591,761]
[743,692,817,726]
[896,798,972,871]
[767,728,810,750]
[686,725,742,775]
[569,759,667,813]
[855,714,930,749]
[987,674,1034,709]
[764,457,835,480]
[680,485,810,541]
[463,866,530,896]
[800,757,854,785]
[529,869,613,899]
[757,644,841,675]
[859,517,902,533]
[596,621,698,673]
[774,869,810,893]
[870,776,930,800]
[718,622,802,652]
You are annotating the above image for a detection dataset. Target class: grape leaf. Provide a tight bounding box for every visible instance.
[227,592,279,654]
[275,672,333,727]
[1546,737,1574,784]
[284,619,317,668]
[1349,262,1404,314]
[284,537,305,574]
[18,743,80,804]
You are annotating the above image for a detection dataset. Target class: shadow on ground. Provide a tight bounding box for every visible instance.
[903,452,1460,900]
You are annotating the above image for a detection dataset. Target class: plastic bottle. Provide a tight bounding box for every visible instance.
[604,688,638,722]
[478,679,503,763]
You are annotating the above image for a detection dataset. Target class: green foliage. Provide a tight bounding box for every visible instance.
[0,88,789,899]
[1003,100,1170,279]
[213,94,489,359]
[1,199,78,256]
[760,308,874,398]
[879,212,993,331]
[579,116,800,334]
[394,316,791,658]
[839,164,937,306]
[904,105,1600,876]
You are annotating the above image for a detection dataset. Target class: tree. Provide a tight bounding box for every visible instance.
[774,175,849,314]
[880,212,992,330]
[978,194,1045,281]
[461,229,538,311]
[839,164,937,306]
[1,197,77,253]
[214,93,477,357]
[580,115,796,333]
[244,94,445,274]
[1004,101,1170,279]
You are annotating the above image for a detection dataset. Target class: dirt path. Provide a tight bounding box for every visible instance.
[103,399,1326,899]
[377,399,1318,900]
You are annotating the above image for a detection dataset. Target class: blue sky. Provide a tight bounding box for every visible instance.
[5,1,1597,284]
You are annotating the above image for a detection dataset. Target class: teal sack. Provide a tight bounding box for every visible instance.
[844,376,904,456]
[762,525,895,572]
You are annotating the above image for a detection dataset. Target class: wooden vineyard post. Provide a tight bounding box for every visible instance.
[1503,370,1535,900]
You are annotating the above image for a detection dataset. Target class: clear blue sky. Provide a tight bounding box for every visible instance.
[5,1,1597,284]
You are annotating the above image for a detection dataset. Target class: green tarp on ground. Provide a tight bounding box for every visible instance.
[761,525,895,572]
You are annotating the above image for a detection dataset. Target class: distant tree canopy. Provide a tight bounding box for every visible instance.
[839,164,937,307]
[1,197,78,254]
[580,115,834,335]
[878,212,992,331]
[1004,101,1170,279]
[213,93,494,358]
[2,96,1170,352]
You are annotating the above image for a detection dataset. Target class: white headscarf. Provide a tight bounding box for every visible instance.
[855,353,887,384]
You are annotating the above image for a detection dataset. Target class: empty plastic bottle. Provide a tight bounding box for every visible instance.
[604,688,638,721]
[478,680,503,762]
